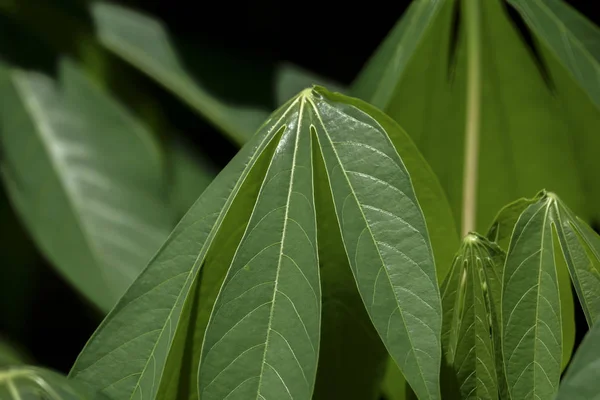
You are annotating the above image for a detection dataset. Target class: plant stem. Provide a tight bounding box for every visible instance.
[461,0,482,236]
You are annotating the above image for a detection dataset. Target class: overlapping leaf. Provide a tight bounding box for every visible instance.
[0,58,172,312]
[441,233,504,400]
[70,87,453,400]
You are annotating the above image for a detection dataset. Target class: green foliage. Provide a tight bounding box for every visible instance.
[1,0,600,400]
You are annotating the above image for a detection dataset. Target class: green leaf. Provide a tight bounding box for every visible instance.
[0,367,106,399]
[69,95,287,399]
[507,0,600,108]
[549,195,600,326]
[441,233,503,400]
[0,59,172,312]
[312,127,388,400]
[501,193,562,399]
[555,321,600,400]
[311,89,442,400]
[71,87,452,400]
[352,0,596,235]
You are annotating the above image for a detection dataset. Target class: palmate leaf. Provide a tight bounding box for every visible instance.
[0,58,172,312]
[351,0,597,238]
[441,233,504,400]
[488,191,575,371]
[0,367,106,400]
[70,87,454,400]
[555,320,600,400]
[499,190,600,399]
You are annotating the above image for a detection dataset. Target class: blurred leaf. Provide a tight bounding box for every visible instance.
[0,339,27,367]
[0,58,172,312]
[91,1,269,145]
[0,366,106,399]
[70,87,453,400]
[166,137,218,219]
[508,0,600,108]
[487,190,545,245]
[352,0,598,235]
[555,320,600,400]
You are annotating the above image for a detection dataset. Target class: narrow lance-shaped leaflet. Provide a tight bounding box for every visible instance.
[198,92,320,399]
[309,91,442,400]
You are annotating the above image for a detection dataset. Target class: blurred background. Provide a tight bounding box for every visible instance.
[0,0,598,379]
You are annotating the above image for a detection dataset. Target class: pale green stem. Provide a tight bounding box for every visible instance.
[461,0,482,236]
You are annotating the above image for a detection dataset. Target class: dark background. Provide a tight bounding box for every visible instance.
[0,0,598,384]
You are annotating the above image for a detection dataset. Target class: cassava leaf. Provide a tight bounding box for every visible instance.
[549,195,600,326]
[0,58,172,312]
[310,89,442,400]
[487,190,545,245]
[555,320,600,400]
[0,367,106,400]
[352,0,596,236]
[501,193,562,399]
[70,87,453,400]
[507,0,600,108]
[440,233,503,400]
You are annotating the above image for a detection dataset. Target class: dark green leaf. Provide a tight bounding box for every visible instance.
[555,320,600,400]
[70,87,452,400]
[0,59,172,312]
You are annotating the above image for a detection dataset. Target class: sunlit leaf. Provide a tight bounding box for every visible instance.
[70,87,452,400]
[0,367,106,399]
[0,58,172,312]
[555,321,600,400]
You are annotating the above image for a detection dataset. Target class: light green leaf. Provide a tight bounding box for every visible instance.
[0,367,106,399]
[352,0,595,235]
[90,1,269,145]
[0,58,172,312]
[501,194,562,400]
[311,89,442,400]
[441,233,503,400]
[507,0,600,108]
[555,321,600,400]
